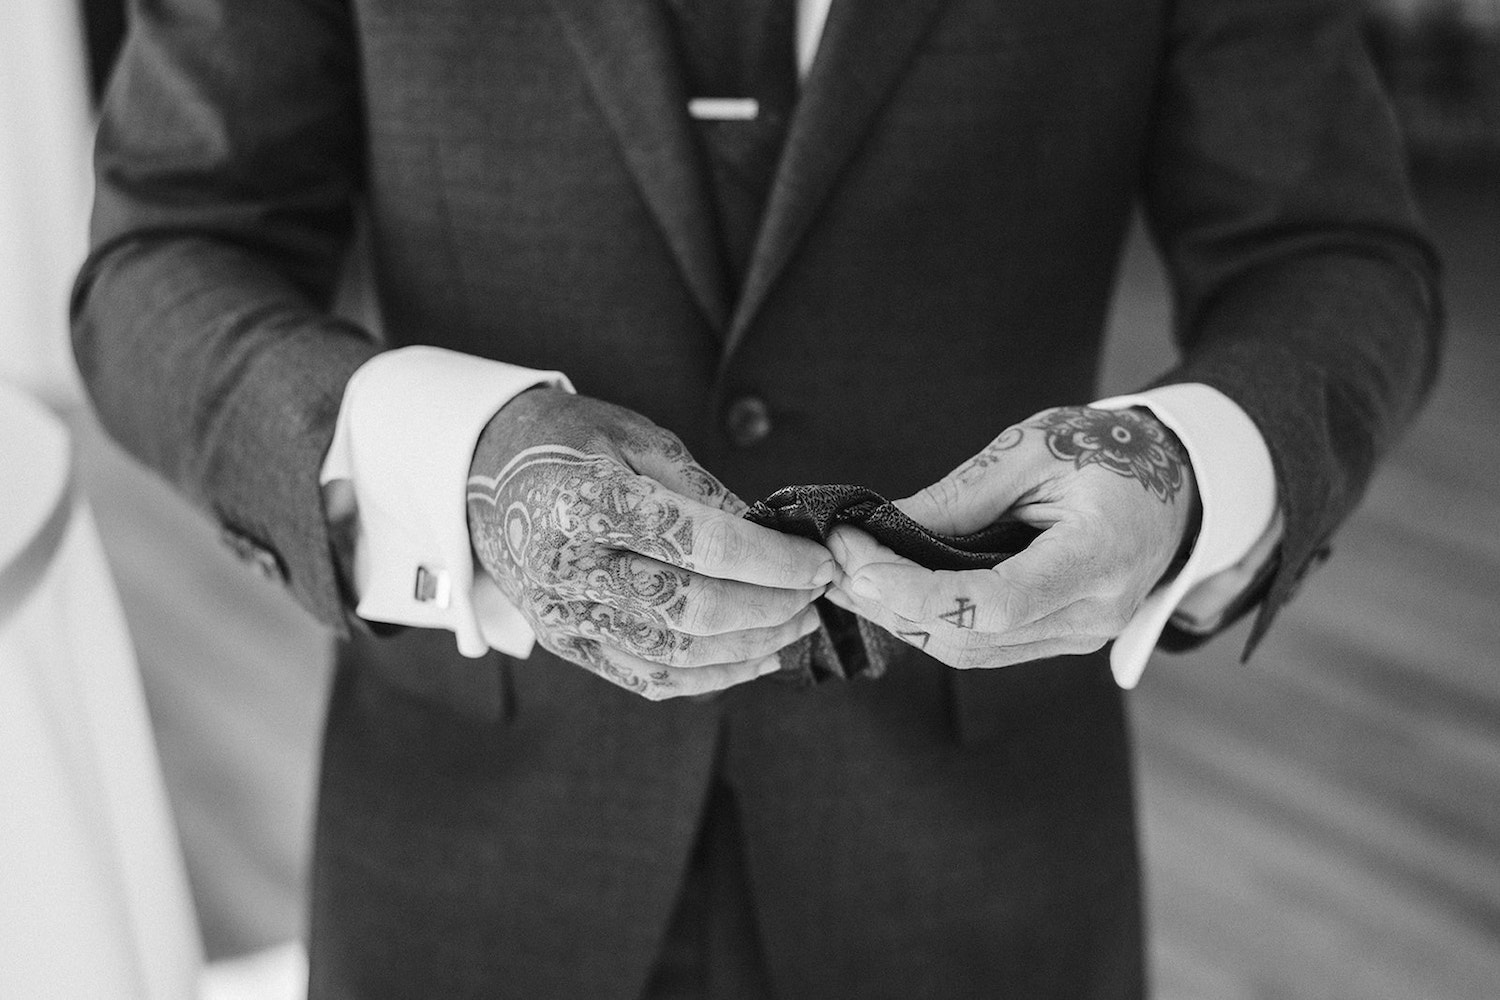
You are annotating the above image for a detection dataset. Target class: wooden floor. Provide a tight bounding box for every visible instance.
[1101,173,1500,1000]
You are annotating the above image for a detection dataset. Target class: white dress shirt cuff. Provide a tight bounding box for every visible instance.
[1092,383,1278,689]
[319,346,573,658]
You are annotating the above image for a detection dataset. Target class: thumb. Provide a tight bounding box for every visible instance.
[621,425,745,513]
[896,436,1034,534]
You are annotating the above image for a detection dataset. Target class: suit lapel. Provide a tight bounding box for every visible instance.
[547,0,730,333]
[721,0,956,369]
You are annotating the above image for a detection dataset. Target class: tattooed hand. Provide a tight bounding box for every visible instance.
[824,405,1199,669]
[467,388,834,699]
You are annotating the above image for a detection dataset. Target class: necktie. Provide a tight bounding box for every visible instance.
[665,0,798,285]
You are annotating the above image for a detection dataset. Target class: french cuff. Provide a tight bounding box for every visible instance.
[1093,383,1277,689]
[319,345,573,658]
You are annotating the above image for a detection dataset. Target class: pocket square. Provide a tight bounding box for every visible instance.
[745,485,1040,684]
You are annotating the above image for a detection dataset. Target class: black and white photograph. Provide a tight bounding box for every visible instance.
[2,0,1497,997]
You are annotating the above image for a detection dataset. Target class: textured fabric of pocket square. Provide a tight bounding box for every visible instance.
[745,485,1040,684]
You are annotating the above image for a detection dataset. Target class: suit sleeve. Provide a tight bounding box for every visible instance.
[1141,0,1443,654]
[71,0,380,631]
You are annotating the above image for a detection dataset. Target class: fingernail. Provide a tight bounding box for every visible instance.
[756,655,783,676]
[798,608,822,636]
[811,559,836,587]
[826,532,848,562]
[850,575,880,601]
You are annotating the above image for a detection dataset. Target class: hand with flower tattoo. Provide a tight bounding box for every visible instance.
[824,405,1199,670]
[467,388,834,700]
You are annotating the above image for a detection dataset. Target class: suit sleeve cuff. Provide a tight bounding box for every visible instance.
[319,345,573,658]
[1092,383,1277,688]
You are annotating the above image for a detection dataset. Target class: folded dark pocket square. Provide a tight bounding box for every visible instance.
[744,485,1040,684]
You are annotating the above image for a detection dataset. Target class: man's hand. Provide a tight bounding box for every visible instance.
[825,406,1198,668]
[467,389,833,699]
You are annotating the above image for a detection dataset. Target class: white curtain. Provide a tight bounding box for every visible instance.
[0,386,202,1000]
[1,8,330,998]
[0,1,93,403]
[1,4,202,998]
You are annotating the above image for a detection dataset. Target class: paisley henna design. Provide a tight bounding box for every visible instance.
[1032,407,1187,502]
[468,446,705,690]
[622,424,732,507]
[543,551,693,628]
[541,634,663,696]
[469,447,697,617]
[526,595,694,663]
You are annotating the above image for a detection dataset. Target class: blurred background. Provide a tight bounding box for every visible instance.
[1,0,1496,997]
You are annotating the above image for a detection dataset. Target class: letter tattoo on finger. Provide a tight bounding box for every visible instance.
[896,629,932,649]
[939,597,977,630]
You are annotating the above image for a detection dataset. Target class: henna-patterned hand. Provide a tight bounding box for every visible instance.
[824,405,1199,669]
[467,389,834,699]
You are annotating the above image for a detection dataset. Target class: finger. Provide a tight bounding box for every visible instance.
[825,586,1105,667]
[674,572,824,635]
[842,524,1091,635]
[667,604,822,666]
[549,600,822,668]
[501,448,830,587]
[828,524,1015,636]
[551,550,822,635]
[826,524,915,576]
[823,577,949,658]
[589,472,834,588]
[895,474,1017,536]
[541,634,783,700]
[973,596,1127,648]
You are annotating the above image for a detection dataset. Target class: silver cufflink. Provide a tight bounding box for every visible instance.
[413,565,451,607]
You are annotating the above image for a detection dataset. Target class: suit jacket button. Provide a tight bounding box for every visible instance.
[220,527,287,585]
[250,548,285,584]
[724,394,772,448]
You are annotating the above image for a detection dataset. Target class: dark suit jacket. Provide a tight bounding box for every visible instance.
[74,1,1440,997]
